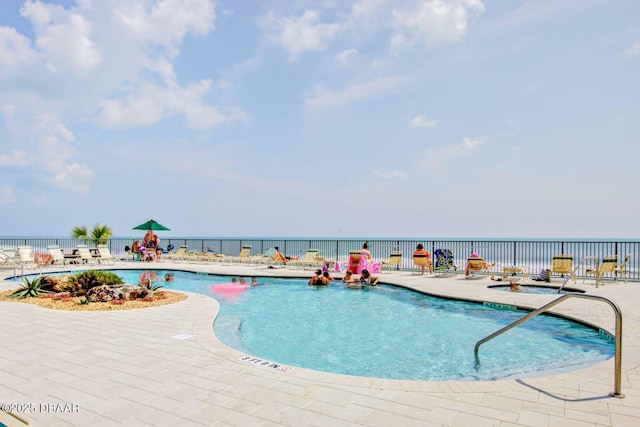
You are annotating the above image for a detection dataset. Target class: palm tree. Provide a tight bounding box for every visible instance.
[72,223,113,245]
[72,225,88,242]
[89,223,113,245]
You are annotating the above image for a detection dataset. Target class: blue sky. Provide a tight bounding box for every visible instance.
[0,0,639,238]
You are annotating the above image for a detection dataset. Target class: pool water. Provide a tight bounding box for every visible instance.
[9,269,615,381]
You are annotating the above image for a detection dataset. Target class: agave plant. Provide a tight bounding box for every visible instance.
[10,276,53,299]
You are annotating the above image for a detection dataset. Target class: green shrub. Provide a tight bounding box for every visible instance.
[10,276,54,299]
[67,271,124,295]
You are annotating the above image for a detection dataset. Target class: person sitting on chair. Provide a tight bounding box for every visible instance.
[275,246,298,262]
[413,243,433,274]
[465,253,495,278]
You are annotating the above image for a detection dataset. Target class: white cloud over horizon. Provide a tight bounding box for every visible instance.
[0,0,638,238]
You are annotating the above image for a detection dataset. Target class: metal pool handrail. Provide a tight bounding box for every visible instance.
[557,256,590,293]
[474,293,624,398]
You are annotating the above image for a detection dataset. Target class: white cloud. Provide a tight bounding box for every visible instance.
[624,40,640,56]
[374,168,407,179]
[417,136,483,168]
[98,80,248,129]
[53,163,93,194]
[336,48,358,65]
[0,187,16,204]
[21,0,101,74]
[409,115,439,128]
[262,10,342,60]
[0,150,30,167]
[113,0,215,56]
[391,0,485,50]
[0,27,37,71]
[305,76,412,109]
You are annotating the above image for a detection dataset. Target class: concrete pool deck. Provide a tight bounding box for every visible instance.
[1,262,639,426]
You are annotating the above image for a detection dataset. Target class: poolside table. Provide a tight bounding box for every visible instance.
[501,266,530,283]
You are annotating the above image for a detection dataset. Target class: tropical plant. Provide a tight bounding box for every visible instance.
[10,276,54,299]
[67,270,124,295]
[72,223,113,245]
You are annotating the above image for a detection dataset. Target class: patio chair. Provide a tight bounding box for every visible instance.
[96,244,116,265]
[412,253,433,275]
[17,245,36,268]
[615,254,631,284]
[227,245,253,264]
[584,255,618,286]
[433,249,458,276]
[0,248,21,270]
[382,251,402,271]
[288,249,323,269]
[76,244,97,264]
[47,244,66,266]
[165,245,188,261]
[550,254,576,283]
[465,254,494,279]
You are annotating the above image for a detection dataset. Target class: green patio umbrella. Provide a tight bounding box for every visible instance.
[132,219,171,231]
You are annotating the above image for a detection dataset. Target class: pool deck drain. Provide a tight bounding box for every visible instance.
[1,261,639,426]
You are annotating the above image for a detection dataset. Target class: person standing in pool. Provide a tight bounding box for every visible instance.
[308,269,326,286]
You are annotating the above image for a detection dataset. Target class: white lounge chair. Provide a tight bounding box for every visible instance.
[96,244,116,265]
[47,244,67,266]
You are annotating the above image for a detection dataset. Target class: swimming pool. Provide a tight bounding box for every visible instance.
[7,269,615,381]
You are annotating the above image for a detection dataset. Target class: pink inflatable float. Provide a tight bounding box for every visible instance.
[210,283,248,294]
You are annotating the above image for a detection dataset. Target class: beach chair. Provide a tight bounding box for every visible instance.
[17,245,36,268]
[433,249,458,276]
[382,251,402,271]
[76,244,97,264]
[227,245,253,264]
[165,245,188,261]
[584,255,618,286]
[96,244,116,265]
[412,253,432,274]
[465,255,493,279]
[0,248,21,270]
[47,244,66,266]
[550,254,576,283]
[615,254,631,284]
[288,249,323,269]
[347,251,362,274]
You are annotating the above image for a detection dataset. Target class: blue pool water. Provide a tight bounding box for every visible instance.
[9,269,615,381]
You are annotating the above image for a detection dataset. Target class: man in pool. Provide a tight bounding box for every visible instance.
[360,269,380,285]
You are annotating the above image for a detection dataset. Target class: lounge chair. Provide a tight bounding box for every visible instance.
[76,244,97,264]
[413,253,433,275]
[47,244,66,266]
[96,244,116,265]
[0,248,21,270]
[288,249,323,269]
[550,254,576,283]
[584,255,618,286]
[465,255,494,279]
[166,245,188,261]
[615,254,631,284]
[227,245,253,264]
[433,249,458,276]
[17,245,36,268]
[382,251,402,271]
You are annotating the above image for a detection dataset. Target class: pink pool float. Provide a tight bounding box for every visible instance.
[210,282,248,294]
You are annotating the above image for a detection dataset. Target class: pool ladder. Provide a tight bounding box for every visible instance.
[474,293,624,398]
